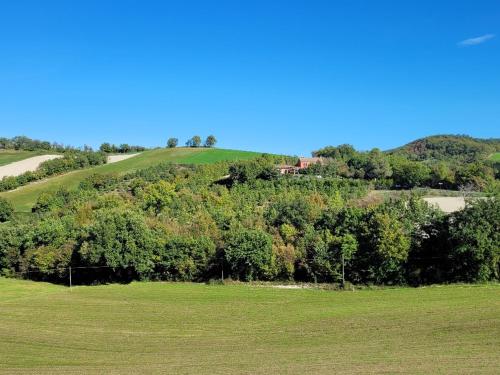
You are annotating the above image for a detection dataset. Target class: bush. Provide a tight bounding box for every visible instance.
[0,198,14,222]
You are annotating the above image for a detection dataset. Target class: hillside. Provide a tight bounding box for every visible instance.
[490,152,500,161]
[0,150,47,167]
[0,147,260,212]
[389,135,500,162]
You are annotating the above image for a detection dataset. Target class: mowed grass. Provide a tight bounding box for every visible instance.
[0,148,260,212]
[0,150,45,166]
[0,279,498,374]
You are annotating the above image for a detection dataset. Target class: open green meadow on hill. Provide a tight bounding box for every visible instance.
[490,152,500,161]
[0,150,45,167]
[0,148,260,212]
[0,278,498,374]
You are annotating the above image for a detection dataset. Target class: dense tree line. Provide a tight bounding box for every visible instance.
[99,143,147,153]
[311,143,499,192]
[0,151,107,192]
[390,135,500,162]
[0,135,89,153]
[0,157,497,286]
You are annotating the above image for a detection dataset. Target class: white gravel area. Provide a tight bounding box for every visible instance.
[423,197,466,213]
[107,153,141,164]
[0,155,62,179]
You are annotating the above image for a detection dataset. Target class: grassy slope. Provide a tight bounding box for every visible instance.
[0,279,498,374]
[0,150,45,166]
[490,152,500,161]
[0,148,260,212]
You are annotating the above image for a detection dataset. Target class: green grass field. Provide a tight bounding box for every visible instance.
[490,152,500,161]
[0,278,498,374]
[0,150,44,166]
[0,148,260,212]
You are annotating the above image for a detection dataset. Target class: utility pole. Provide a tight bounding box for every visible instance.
[69,266,72,290]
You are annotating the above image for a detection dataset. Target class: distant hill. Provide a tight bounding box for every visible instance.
[0,147,261,212]
[388,135,500,162]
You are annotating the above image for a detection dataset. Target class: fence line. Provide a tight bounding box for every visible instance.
[9,254,454,288]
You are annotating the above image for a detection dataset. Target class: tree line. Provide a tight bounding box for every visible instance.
[167,135,217,148]
[310,144,499,192]
[0,135,92,153]
[0,157,497,286]
[99,143,147,153]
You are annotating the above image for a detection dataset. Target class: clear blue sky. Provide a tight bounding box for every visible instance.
[1,0,499,155]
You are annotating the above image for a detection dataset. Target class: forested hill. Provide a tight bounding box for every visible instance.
[388,135,500,162]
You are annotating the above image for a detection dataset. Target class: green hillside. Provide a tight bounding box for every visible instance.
[490,152,500,161]
[0,148,260,212]
[0,150,45,166]
[1,278,498,374]
[389,135,500,162]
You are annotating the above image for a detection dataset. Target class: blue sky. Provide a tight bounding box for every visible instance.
[0,0,499,155]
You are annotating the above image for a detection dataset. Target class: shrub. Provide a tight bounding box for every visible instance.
[0,198,14,222]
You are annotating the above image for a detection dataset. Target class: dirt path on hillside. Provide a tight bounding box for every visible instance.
[0,155,62,179]
[107,153,141,164]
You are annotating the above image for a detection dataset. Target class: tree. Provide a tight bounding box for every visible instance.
[369,211,411,283]
[186,136,202,148]
[204,135,217,148]
[119,144,131,153]
[447,199,500,282]
[155,236,215,281]
[142,180,176,214]
[391,157,431,188]
[266,198,314,231]
[99,143,113,153]
[0,198,14,222]
[365,149,392,179]
[167,138,178,148]
[339,233,358,285]
[79,209,156,280]
[224,228,273,281]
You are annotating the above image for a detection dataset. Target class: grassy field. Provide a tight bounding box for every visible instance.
[0,148,260,212]
[0,279,498,374]
[490,152,500,161]
[0,150,44,166]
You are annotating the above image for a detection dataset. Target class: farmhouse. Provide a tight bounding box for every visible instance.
[278,157,327,175]
[297,157,327,168]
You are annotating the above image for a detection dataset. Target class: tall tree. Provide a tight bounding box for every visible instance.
[448,199,500,282]
[99,143,113,153]
[167,138,178,148]
[186,136,202,148]
[204,135,217,148]
[224,229,273,281]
